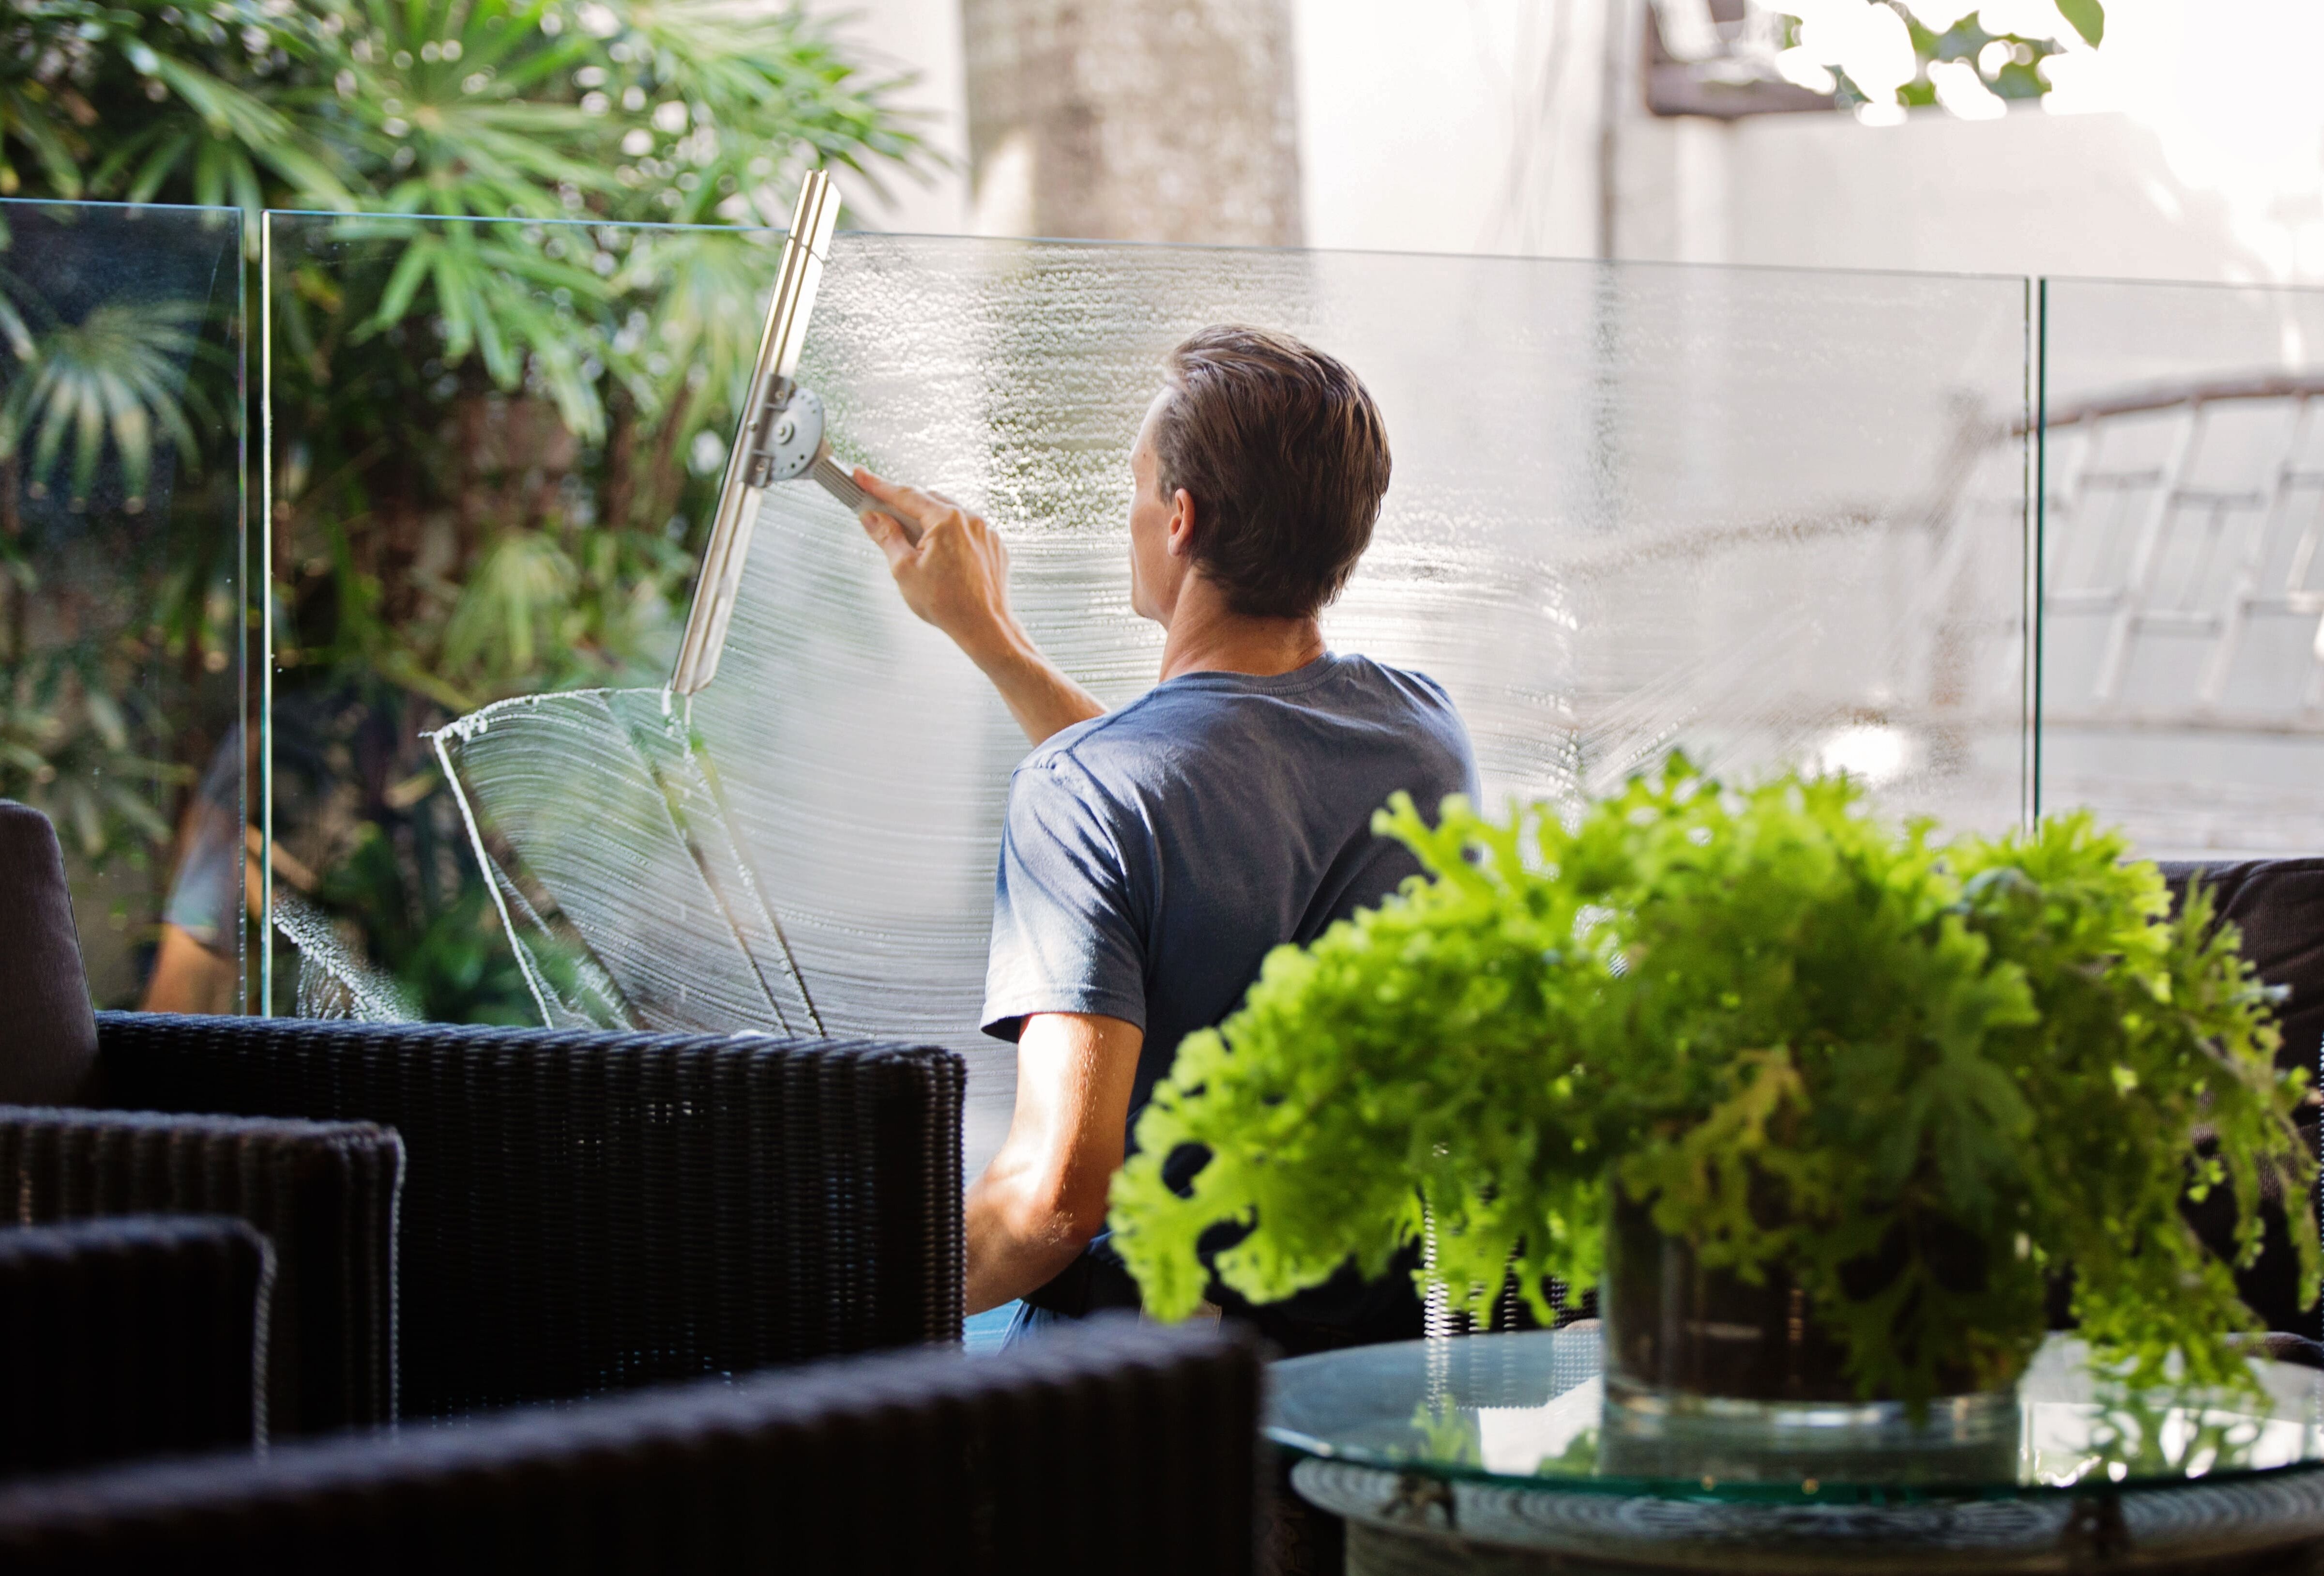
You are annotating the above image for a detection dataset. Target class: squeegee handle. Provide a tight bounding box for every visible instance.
[809,447,922,545]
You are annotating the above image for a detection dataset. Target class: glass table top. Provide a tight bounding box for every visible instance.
[1264,1328,2324,1505]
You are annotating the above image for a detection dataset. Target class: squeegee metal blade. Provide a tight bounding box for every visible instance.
[669,169,842,696]
[669,481,760,695]
[767,170,841,382]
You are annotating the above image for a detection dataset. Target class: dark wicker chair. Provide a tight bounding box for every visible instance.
[0,1215,268,1474]
[0,1107,395,1436]
[0,1316,1259,1576]
[1,799,969,1438]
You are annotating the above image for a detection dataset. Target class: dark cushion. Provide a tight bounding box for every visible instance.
[0,1107,403,1436]
[0,803,98,1105]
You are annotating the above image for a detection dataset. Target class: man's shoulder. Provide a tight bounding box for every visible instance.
[1019,654,1470,785]
[1006,706,1157,822]
[1016,699,1159,777]
[1331,652,1460,712]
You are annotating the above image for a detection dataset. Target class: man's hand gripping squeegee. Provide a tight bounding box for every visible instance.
[669,169,902,695]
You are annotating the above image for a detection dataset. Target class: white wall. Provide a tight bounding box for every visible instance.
[798,0,973,234]
[798,0,2324,284]
[1294,0,2324,286]
[1291,0,1613,259]
[1617,107,2288,282]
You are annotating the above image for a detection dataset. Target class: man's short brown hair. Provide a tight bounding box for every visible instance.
[1152,326,1392,620]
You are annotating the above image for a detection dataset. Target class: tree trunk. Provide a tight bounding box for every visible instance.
[959,0,1303,246]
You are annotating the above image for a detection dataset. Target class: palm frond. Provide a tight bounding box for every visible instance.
[0,298,205,506]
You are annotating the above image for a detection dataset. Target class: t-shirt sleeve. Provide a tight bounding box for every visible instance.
[981,754,1150,1043]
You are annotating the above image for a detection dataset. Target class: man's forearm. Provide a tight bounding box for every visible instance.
[961,621,1106,748]
[963,1155,1102,1314]
[962,1012,1142,1315]
[849,469,1105,747]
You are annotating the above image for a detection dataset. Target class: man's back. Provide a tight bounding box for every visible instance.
[984,651,1480,1126]
[855,324,1469,1337]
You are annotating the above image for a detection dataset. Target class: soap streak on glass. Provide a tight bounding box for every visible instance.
[425,234,2032,1178]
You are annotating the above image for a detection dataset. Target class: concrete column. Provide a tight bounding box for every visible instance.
[960,0,1303,245]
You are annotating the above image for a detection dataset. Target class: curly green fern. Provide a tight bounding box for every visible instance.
[1110,755,2316,1405]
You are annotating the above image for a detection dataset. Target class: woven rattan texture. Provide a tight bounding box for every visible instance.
[0,1215,268,1473]
[0,1105,398,1436]
[0,1316,1257,1575]
[94,1013,967,1418]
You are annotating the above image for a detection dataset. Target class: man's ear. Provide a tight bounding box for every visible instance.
[1165,488,1198,559]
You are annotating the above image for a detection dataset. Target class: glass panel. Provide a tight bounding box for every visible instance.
[0,199,246,1013]
[2037,277,2324,857]
[260,211,788,1024]
[265,213,2029,1169]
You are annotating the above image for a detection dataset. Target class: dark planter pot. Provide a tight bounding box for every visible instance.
[1597,1187,2023,1484]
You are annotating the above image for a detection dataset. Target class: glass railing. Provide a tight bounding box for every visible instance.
[262,212,2035,1163]
[2035,276,2324,858]
[0,199,246,1013]
[29,196,2317,1139]
[10,195,2306,1215]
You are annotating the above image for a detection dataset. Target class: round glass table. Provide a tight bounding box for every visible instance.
[1265,1326,2324,1574]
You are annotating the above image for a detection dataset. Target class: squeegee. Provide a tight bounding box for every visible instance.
[670,168,881,695]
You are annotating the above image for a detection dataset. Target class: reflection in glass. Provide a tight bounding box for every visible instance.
[2038,277,2324,856]
[0,199,244,1012]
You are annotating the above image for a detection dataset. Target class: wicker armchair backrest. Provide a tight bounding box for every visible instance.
[0,1215,269,1473]
[0,1106,401,1435]
[95,1015,966,1417]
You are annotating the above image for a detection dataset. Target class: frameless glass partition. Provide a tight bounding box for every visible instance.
[266,212,2032,1165]
[0,199,246,1013]
[2036,277,2324,858]
[261,211,784,1024]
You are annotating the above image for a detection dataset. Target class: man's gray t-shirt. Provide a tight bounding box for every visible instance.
[981,651,1480,1125]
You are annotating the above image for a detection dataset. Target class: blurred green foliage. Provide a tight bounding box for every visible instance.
[0,0,930,1015]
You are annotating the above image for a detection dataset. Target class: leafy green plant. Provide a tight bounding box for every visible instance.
[1112,755,2316,1405]
[2,0,919,243]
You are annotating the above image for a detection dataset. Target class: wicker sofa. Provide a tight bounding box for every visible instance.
[0,1316,1260,1575]
[0,1215,267,1472]
[0,798,1267,1569]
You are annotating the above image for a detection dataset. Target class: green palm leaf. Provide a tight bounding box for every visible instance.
[0,298,204,506]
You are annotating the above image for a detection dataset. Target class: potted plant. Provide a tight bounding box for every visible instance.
[1110,756,2316,1470]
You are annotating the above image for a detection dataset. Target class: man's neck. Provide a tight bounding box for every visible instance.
[1156,577,1326,684]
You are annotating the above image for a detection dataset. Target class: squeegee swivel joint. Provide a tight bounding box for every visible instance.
[669,168,858,698]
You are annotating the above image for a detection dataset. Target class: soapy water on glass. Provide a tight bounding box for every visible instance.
[348,234,2025,1176]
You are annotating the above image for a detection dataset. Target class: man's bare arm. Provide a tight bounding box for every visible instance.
[964,1011,1143,1315]
[853,468,1105,748]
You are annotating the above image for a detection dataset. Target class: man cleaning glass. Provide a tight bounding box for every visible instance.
[851,326,1478,1352]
